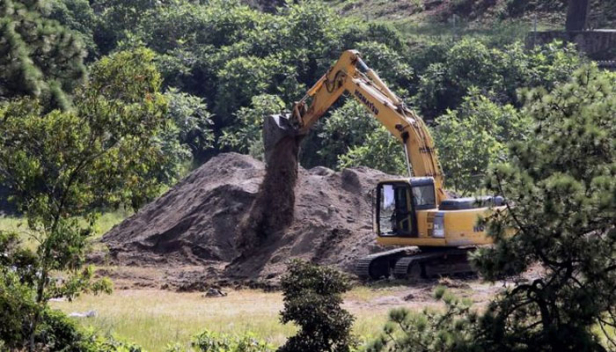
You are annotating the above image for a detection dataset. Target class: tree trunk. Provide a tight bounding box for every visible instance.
[565,0,590,31]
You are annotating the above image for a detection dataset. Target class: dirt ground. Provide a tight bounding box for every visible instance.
[100,152,394,287]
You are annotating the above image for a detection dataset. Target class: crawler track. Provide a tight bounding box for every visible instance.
[355,247,476,280]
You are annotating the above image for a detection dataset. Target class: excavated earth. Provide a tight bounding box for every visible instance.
[101,153,392,287]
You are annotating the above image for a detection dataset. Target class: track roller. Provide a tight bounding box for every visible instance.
[355,247,477,281]
[354,247,416,280]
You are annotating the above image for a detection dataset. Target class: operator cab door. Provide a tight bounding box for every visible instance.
[376,182,417,237]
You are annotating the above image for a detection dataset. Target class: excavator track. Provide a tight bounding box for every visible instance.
[355,247,476,280]
[354,247,417,280]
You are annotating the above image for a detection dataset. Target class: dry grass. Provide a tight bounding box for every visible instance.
[52,289,293,350]
[50,287,418,351]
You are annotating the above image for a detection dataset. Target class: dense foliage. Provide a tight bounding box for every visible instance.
[317,100,406,175]
[433,90,531,193]
[472,65,616,351]
[368,65,616,352]
[190,330,273,352]
[0,0,87,109]
[279,260,356,352]
[0,48,178,350]
[1,0,610,350]
[415,39,581,119]
[2,0,587,185]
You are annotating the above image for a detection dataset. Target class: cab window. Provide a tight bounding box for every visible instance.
[379,184,395,235]
[378,184,413,236]
[412,185,436,210]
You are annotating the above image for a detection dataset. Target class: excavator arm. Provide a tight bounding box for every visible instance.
[264,50,448,204]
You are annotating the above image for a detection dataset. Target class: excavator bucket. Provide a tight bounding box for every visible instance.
[263,114,298,164]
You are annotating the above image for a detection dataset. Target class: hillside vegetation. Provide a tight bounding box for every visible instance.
[328,0,614,28]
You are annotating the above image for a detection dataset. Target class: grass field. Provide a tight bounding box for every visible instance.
[50,286,425,351]
[0,210,131,245]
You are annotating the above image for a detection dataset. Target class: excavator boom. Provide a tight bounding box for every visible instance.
[263,50,447,203]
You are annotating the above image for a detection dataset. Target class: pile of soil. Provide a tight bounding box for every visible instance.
[102,152,391,280]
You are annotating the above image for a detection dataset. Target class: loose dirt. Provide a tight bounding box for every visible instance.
[235,136,300,257]
[102,152,392,283]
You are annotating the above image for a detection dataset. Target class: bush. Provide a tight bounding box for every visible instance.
[164,88,214,163]
[0,280,142,352]
[316,99,406,175]
[278,260,356,352]
[219,94,286,159]
[433,90,531,193]
[416,39,582,119]
[367,286,479,352]
[337,126,407,176]
[189,330,273,352]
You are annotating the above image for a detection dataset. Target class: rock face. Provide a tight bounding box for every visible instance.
[102,153,393,279]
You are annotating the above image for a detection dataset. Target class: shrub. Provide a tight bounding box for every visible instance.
[164,87,214,163]
[219,94,286,159]
[317,99,406,175]
[367,286,479,352]
[191,329,273,352]
[416,39,582,118]
[278,260,356,352]
[433,90,531,193]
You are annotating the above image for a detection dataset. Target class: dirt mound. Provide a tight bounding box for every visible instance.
[102,152,390,280]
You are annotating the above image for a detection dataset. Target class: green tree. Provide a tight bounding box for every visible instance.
[132,0,407,153]
[0,48,172,350]
[314,99,406,175]
[0,0,87,109]
[164,88,214,163]
[317,99,378,167]
[278,260,356,352]
[214,56,298,120]
[337,126,407,176]
[471,64,616,351]
[49,0,99,59]
[367,65,616,352]
[433,91,531,193]
[416,39,581,118]
[353,41,414,98]
[219,94,285,159]
[91,0,168,55]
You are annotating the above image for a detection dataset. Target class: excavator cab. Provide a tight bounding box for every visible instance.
[375,178,437,238]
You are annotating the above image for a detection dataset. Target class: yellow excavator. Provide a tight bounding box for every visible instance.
[264,50,505,280]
